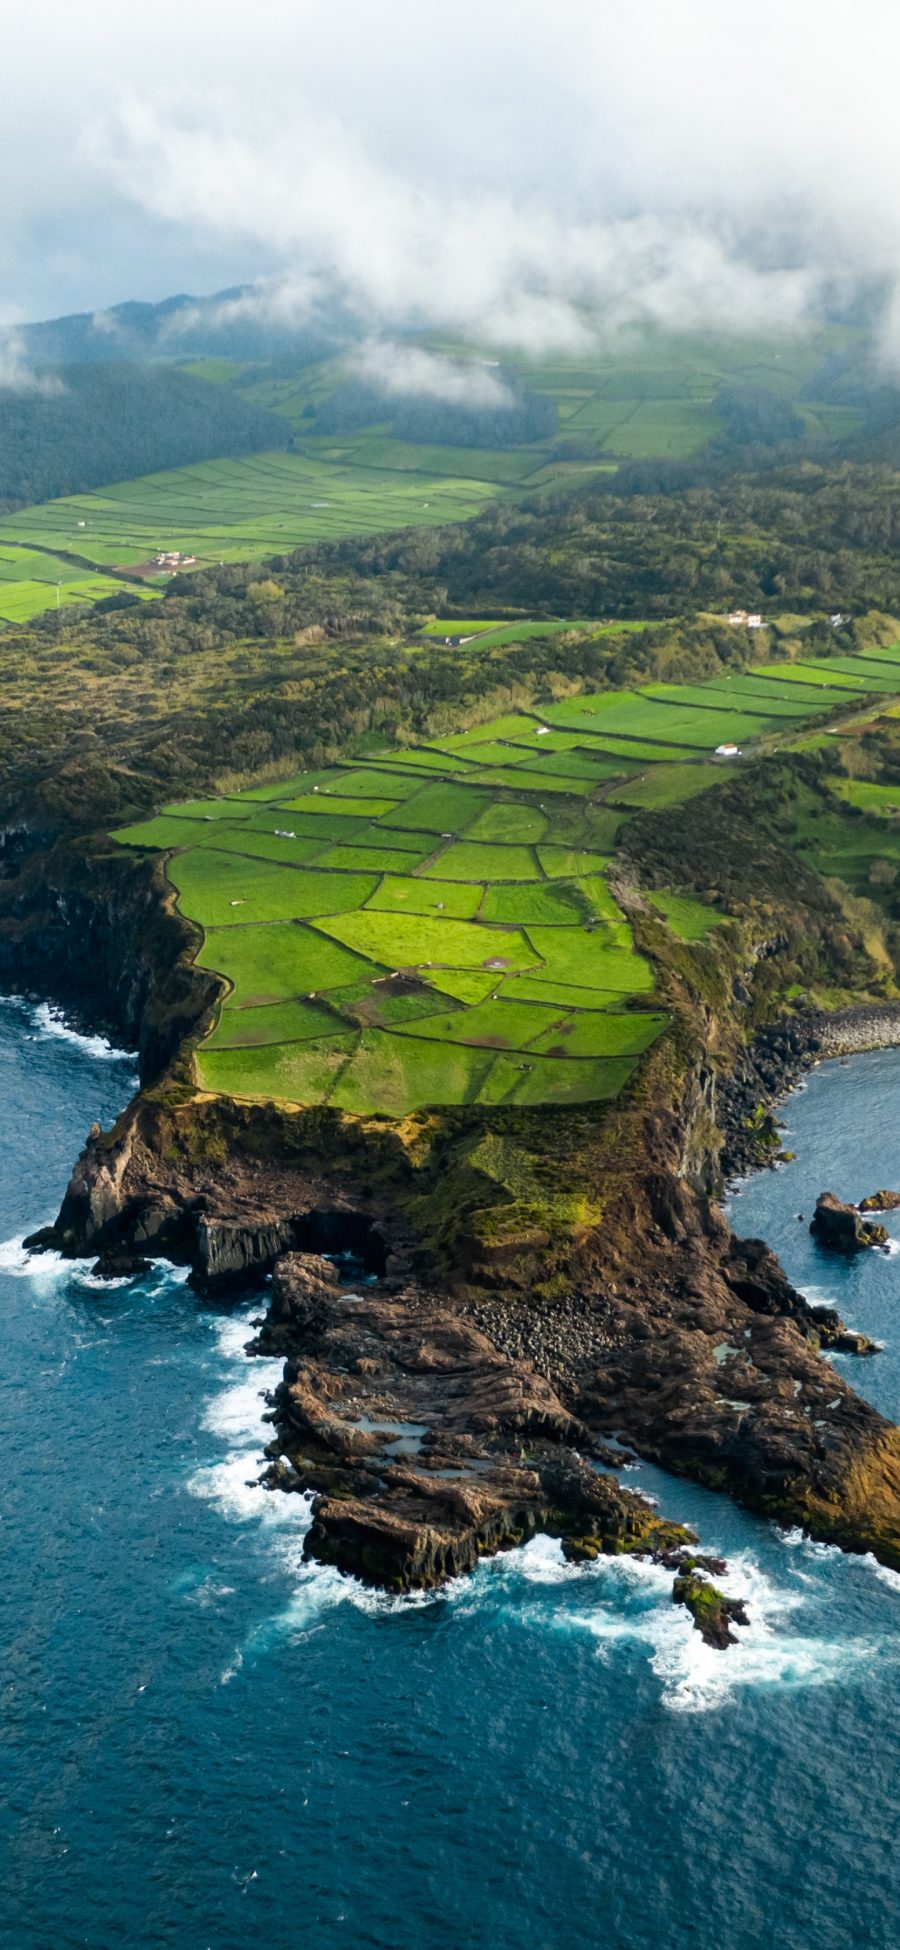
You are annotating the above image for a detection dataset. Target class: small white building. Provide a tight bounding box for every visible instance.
[727,609,764,628]
[715,742,741,757]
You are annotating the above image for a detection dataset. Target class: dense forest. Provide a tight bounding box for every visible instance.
[1,457,899,836]
[280,461,900,616]
[0,364,291,510]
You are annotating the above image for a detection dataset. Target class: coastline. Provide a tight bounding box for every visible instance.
[718,1002,900,1183]
[6,838,900,1594]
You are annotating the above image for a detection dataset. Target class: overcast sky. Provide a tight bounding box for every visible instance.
[4,0,900,358]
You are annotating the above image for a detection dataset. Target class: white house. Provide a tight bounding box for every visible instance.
[715,742,741,757]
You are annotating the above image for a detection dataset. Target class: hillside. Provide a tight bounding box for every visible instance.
[4,311,900,628]
[0,362,291,513]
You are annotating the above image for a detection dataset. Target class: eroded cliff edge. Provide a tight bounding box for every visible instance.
[7,813,900,1595]
[34,1046,900,1587]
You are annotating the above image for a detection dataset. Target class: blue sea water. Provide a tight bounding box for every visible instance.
[1,999,899,1950]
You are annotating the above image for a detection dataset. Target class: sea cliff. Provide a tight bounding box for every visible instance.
[6,824,900,1596]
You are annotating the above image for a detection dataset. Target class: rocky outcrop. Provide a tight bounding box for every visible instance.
[38,1095,395,1288]
[90,1248,152,1280]
[723,1232,879,1353]
[255,1253,699,1592]
[810,1192,889,1255]
[858,1190,900,1213]
[672,1567,749,1649]
[33,1080,900,1580]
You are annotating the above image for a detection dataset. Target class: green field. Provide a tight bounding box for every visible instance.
[0,318,869,627]
[116,716,677,1108]
[0,451,500,624]
[828,778,900,818]
[114,636,899,1114]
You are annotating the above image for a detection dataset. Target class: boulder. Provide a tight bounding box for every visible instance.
[90,1249,152,1280]
[672,1569,749,1649]
[810,1192,888,1254]
[858,1190,900,1213]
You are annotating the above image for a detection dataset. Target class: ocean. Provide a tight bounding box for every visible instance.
[0,996,898,1950]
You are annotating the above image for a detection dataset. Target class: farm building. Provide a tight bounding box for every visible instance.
[727,609,764,628]
[715,742,741,756]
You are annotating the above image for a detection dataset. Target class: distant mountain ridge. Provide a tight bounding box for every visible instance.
[16,287,350,369]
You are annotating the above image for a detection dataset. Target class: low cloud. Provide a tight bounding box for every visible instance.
[0,326,64,393]
[3,1,900,357]
[86,96,839,358]
[353,342,513,408]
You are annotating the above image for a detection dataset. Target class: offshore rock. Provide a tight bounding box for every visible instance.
[672,1568,750,1649]
[858,1190,900,1213]
[810,1192,888,1255]
[90,1249,152,1280]
[722,1234,878,1352]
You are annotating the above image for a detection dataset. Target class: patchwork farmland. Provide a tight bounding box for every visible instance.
[0,453,499,624]
[0,321,867,626]
[115,640,900,1115]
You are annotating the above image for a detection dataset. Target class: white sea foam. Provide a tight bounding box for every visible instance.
[0,1234,191,1294]
[464,1534,885,1714]
[869,1560,900,1595]
[0,1232,62,1277]
[191,1309,893,1706]
[30,1001,135,1062]
[567,1548,877,1714]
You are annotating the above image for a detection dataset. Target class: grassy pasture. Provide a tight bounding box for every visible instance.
[214,998,342,1046]
[0,318,865,625]
[479,883,588,925]
[641,681,825,720]
[115,814,248,851]
[195,922,368,1005]
[527,1010,669,1057]
[422,841,541,881]
[610,764,737,810]
[394,996,564,1049]
[527,928,654,992]
[312,909,540,972]
[167,850,377,925]
[500,975,633,1008]
[467,765,596,795]
[0,451,500,623]
[477,1053,637,1107]
[828,778,900,817]
[365,875,483,918]
[200,829,325,867]
[118,639,849,1109]
[380,782,490,832]
[197,1037,358,1104]
[752,662,875,691]
[536,847,613,878]
[465,802,549,843]
[649,893,728,939]
[329,1032,495,1117]
[280,792,399,819]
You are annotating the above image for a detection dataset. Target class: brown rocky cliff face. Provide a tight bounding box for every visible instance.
[34,1087,900,1582]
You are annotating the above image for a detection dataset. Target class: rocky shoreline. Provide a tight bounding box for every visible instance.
[7,840,900,1620]
[718,1002,900,1182]
[21,1078,900,1606]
